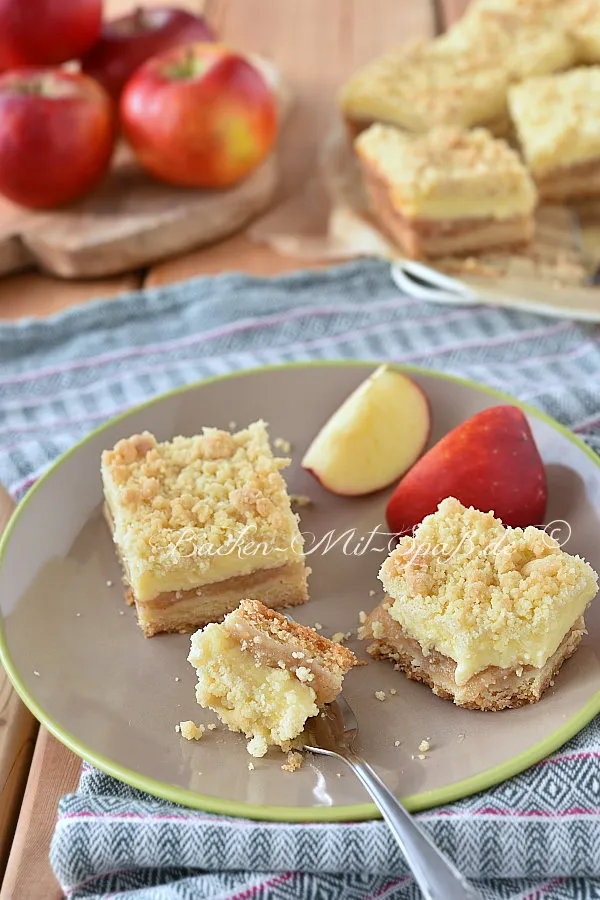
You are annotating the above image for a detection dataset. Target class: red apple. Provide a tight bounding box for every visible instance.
[302,366,431,496]
[121,43,278,189]
[0,0,101,70]
[0,69,115,209]
[82,6,214,101]
[386,405,547,535]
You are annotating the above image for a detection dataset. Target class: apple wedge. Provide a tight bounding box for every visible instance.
[301,365,430,496]
[386,404,547,535]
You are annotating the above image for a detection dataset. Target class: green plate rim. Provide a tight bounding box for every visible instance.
[1,360,599,823]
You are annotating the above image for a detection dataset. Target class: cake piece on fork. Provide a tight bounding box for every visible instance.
[188,599,357,757]
[363,497,598,710]
[101,422,309,637]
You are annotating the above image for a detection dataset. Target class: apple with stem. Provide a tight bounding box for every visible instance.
[121,43,278,189]
[82,6,215,101]
[302,365,431,496]
[0,0,102,70]
[0,69,115,209]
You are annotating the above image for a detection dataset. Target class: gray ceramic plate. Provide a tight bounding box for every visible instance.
[1,362,600,822]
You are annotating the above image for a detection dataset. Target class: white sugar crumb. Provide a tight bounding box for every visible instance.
[369,589,376,597]
[274,437,292,453]
[179,721,205,741]
[336,772,342,778]
[290,494,312,507]
[359,611,367,624]
[248,761,255,771]
[457,733,465,742]
[418,753,427,760]
[281,751,303,773]
[106,580,113,587]
[76,613,81,617]
[516,667,524,677]
[394,740,401,747]
[295,666,314,683]
[375,690,386,701]
[390,688,397,695]
[207,723,217,731]
[119,610,125,616]
[314,622,323,630]
[175,724,180,733]
[33,670,40,677]
[175,677,181,682]
[418,739,430,753]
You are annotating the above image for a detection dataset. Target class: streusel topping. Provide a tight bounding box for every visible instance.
[355,124,537,219]
[509,66,600,175]
[339,38,509,132]
[379,497,598,683]
[101,421,305,599]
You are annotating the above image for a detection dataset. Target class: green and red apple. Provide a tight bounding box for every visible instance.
[121,42,278,189]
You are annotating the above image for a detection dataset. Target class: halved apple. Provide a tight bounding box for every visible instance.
[301,365,431,496]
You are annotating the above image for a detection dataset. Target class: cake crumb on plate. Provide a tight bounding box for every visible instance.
[375,690,386,701]
[178,721,205,741]
[281,751,303,772]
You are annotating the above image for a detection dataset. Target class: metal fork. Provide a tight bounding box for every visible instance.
[303,694,483,900]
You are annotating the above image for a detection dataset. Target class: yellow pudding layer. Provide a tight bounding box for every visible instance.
[379,497,598,685]
[509,67,600,176]
[101,421,305,603]
[339,39,509,133]
[188,622,318,757]
[355,124,537,221]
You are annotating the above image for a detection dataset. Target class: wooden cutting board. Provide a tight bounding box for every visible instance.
[0,55,288,280]
[0,143,279,279]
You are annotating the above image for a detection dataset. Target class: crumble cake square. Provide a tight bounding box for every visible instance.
[509,66,600,200]
[354,124,537,259]
[439,0,576,81]
[338,38,510,137]
[363,497,598,710]
[101,421,309,637]
[188,599,357,757]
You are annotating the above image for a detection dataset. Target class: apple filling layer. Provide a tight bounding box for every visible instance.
[188,599,356,756]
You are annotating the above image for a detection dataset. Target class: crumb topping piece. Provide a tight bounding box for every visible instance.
[379,496,598,683]
[281,750,303,773]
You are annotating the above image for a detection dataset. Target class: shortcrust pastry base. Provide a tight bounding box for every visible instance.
[362,168,534,259]
[365,604,586,710]
[534,156,600,201]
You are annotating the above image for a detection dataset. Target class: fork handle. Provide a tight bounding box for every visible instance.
[344,753,483,900]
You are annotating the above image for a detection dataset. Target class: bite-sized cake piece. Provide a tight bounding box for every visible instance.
[509,67,600,201]
[439,0,576,81]
[338,38,509,137]
[364,497,598,710]
[188,599,357,756]
[101,422,309,637]
[354,124,537,259]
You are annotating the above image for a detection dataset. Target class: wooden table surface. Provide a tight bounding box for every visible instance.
[0,0,468,896]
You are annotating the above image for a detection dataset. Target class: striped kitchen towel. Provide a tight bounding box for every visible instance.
[0,259,599,899]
